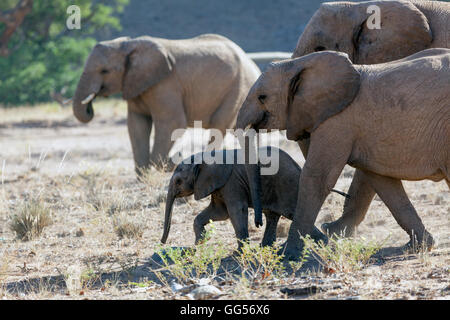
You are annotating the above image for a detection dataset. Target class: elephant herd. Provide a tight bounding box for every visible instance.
[73,0,450,260]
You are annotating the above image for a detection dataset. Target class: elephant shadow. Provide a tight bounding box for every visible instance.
[2,244,420,295]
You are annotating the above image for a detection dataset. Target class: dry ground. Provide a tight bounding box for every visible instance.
[0,100,448,300]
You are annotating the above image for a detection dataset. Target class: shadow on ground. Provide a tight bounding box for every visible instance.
[3,243,418,296]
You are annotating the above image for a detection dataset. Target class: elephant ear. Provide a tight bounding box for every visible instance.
[193,151,233,200]
[353,1,432,64]
[121,38,175,100]
[286,51,360,141]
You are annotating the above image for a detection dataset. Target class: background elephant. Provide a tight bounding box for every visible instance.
[236,49,450,259]
[290,0,450,237]
[72,34,260,173]
[161,147,347,249]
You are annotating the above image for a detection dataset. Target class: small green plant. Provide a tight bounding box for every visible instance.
[288,249,310,278]
[156,221,229,283]
[235,242,286,283]
[302,234,383,273]
[9,199,52,241]
[80,268,100,289]
[128,280,154,288]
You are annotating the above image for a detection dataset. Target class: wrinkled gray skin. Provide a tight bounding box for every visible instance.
[161,147,333,250]
[236,49,450,260]
[73,34,260,173]
[292,0,450,238]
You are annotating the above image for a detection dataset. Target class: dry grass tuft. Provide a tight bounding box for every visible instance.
[112,213,144,239]
[9,199,52,241]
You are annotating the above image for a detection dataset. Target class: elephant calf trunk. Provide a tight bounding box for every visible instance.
[161,189,176,244]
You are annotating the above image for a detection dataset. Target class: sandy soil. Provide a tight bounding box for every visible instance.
[0,101,448,300]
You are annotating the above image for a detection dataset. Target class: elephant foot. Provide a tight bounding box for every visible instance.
[402,233,435,254]
[321,219,355,238]
[277,228,328,261]
[278,241,304,261]
[135,166,151,181]
[311,226,328,245]
[150,158,175,172]
[260,240,274,248]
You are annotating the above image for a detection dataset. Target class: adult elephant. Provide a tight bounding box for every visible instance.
[73,34,260,173]
[236,49,450,259]
[290,0,450,237]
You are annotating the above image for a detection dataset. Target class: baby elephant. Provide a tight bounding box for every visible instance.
[161,147,345,249]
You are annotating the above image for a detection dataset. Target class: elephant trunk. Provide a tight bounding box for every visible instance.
[72,72,97,123]
[246,160,263,228]
[236,102,265,132]
[236,102,265,228]
[244,134,263,228]
[161,185,176,244]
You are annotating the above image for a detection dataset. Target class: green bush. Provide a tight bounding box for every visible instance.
[0,0,128,106]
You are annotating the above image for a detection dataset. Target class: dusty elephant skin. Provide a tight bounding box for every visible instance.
[236,49,450,260]
[289,0,450,238]
[160,147,348,250]
[72,34,260,173]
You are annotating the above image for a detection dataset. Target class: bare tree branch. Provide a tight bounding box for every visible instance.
[0,0,34,56]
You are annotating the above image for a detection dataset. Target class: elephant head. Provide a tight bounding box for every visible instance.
[161,152,232,244]
[236,50,360,142]
[294,1,432,63]
[73,36,175,123]
[236,51,359,227]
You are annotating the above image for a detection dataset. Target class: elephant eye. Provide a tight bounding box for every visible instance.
[314,46,326,52]
[258,95,267,104]
[175,178,182,185]
[100,69,109,74]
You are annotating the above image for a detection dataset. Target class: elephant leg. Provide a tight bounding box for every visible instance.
[127,110,153,176]
[284,137,351,260]
[365,172,434,252]
[298,139,375,238]
[226,202,249,251]
[150,100,187,171]
[194,201,228,244]
[322,169,376,237]
[150,122,177,170]
[261,211,280,247]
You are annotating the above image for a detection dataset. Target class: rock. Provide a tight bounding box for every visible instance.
[188,285,222,300]
[169,280,184,292]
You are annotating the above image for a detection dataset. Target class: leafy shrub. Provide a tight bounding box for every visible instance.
[0,0,128,106]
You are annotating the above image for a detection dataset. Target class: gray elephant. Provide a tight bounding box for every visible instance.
[72,34,260,173]
[160,147,347,250]
[287,0,450,238]
[236,49,450,259]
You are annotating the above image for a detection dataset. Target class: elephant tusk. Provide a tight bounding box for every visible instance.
[81,93,96,105]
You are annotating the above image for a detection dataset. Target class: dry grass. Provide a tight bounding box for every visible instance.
[112,213,144,239]
[0,103,448,300]
[9,199,53,241]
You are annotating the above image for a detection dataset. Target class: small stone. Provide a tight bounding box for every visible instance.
[75,228,84,237]
[169,280,184,292]
[189,285,222,300]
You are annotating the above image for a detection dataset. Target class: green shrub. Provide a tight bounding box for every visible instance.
[0,0,128,106]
